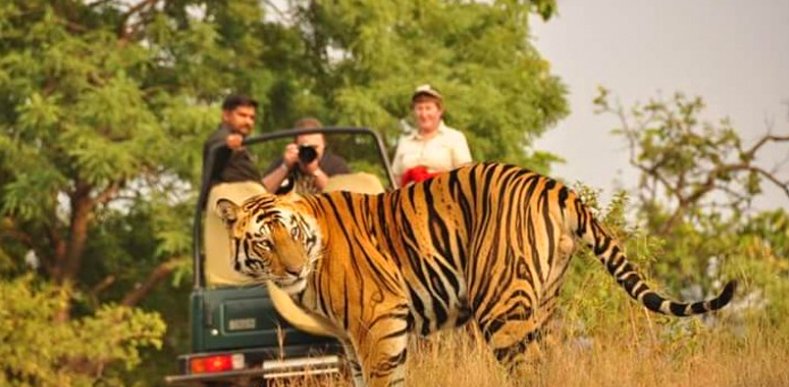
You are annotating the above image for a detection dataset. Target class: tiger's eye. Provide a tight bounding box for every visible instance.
[257,240,273,250]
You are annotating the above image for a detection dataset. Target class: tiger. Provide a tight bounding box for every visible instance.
[215,162,736,387]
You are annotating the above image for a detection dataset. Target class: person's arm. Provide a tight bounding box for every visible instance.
[452,132,473,167]
[262,162,290,193]
[202,131,234,185]
[311,168,330,190]
[391,142,406,186]
[262,143,299,193]
[300,155,331,190]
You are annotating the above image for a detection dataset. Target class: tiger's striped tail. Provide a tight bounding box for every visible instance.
[566,195,736,316]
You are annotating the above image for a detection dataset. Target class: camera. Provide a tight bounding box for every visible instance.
[297,144,318,164]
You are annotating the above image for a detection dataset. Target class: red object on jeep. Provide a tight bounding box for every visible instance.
[190,354,240,374]
[401,165,437,186]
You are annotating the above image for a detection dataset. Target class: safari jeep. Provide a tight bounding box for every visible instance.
[165,127,396,386]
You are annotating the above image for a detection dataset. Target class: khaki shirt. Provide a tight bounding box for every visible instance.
[392,122,472,184]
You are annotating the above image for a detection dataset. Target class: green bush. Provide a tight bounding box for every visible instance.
[0,276,166,386]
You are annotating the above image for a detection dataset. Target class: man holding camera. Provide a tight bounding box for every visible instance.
[262,117,350,195]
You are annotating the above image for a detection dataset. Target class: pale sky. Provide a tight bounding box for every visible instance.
[530,0,789,211]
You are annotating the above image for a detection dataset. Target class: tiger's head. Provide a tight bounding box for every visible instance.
[215,193,322,294]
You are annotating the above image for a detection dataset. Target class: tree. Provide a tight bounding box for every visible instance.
[0,0,256,312]
[593,88,788,234]
[259,0,567,172]
[581,88,789,331]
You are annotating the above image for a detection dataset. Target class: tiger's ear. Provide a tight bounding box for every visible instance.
[215,198,240,228]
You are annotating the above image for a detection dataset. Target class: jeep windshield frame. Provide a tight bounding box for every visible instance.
[194,126,396,288]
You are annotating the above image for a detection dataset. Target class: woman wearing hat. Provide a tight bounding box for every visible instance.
[392,84,472,186]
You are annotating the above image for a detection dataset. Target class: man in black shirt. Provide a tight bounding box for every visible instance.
[262,117,350,195]
[202,94,266,285]
[202,94,262,190]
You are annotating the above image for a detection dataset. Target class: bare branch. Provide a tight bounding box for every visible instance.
[59,18,89,34]
[119,18,152,44]
[263,0,290,22]
[117,0,160,40]
[122,0,159,19]
[0,218,34,247]
[680,163,747,208]
[95,180,123,206]
[659,209,684,236]
[750,166,789,198]
[744,134,789,159]
[90,275,116,298]
[712,184,750,203]
[87,0,114,8]
[121,257,181,307]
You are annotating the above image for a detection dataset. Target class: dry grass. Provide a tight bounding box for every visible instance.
[405,320,789,387]
[271,317,789,387]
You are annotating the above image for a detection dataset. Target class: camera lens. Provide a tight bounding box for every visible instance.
[298,145,318,164]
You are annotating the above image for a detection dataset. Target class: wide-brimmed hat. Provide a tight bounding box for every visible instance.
[411,84,443,103]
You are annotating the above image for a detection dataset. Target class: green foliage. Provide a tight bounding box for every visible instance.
[261,0,567,172]
[740,209,789,258]
[559,188,661,335]
[0,276,165,386]
[724,210,789,330]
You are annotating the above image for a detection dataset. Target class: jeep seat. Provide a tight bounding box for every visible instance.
[323,172,385,194]
[204,181,268,287]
